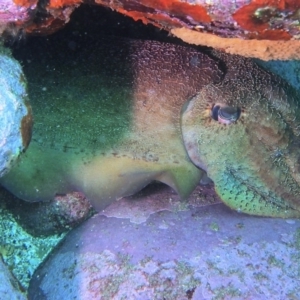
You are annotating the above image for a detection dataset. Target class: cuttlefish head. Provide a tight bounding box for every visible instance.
[181,60,300,218]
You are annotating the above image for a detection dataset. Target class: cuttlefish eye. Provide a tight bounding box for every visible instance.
[211,104,241,124]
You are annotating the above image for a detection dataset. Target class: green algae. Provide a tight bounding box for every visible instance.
[0,198,65,288]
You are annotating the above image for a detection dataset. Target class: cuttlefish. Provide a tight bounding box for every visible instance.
[1,38,300,218]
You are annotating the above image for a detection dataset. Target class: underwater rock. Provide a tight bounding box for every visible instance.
[1,37,300,218]
[101,182,221,224]
[28,203,300,299]
[0,256,26,300]
[171,27,300,60]
[0,0,34,36]
[2,188,94,236]
[3,0,300,41]
[0,46,32,178]
[94,0,300,41]
[2,1,300,59]
[256,59,300,91]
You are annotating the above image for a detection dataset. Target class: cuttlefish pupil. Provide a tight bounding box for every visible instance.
[211,104,241,124]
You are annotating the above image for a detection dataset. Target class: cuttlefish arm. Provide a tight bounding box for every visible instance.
[181,53,300,218]
[0,38,223,211]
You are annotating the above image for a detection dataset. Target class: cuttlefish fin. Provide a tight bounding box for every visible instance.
[155,167,203,199]
[0,143,74,202]
[72,156,202,211]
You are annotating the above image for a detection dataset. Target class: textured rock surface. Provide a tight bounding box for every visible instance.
[0,188,66,288]
[93,0,300,41]
[1,1,300,59]
[28,202,300,299]
[2,0,300,39]
[256,59,300,91]
[0,257,26,300]
[2,189,94,236]
[0,46,32,178]
[171,27,300,60]
[0,0,33,35]
[0,179,218,290]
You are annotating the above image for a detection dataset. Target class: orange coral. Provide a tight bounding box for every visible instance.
[246,30,291,40]
[96,0,211,29]
[117,8,150,25]
[9,0,300,42]
[13,0,37,7]
[48,0,82,9]
[233,0,300,40]
[140,0,211,23]
[117,8,186,28]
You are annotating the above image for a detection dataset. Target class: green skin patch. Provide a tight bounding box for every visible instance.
[0,38,221,211]
[1,39,300,218]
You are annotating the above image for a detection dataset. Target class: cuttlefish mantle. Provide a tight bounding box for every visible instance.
[2,38,300,218]
[0,38,222,211]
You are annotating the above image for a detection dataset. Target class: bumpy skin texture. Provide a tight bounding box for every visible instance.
[0,38,222,211]
[182,52,300,218]
[2,38,300,218]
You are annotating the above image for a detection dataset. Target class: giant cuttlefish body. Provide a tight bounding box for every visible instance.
[1,38,300,218]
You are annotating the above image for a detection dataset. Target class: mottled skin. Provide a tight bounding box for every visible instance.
[1,38,300,218]
[182,52,300,218]
[0,38,222,211]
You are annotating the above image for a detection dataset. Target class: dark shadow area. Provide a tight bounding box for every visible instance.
[8,5,175,59]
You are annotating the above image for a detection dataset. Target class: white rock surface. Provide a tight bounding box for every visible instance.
[0,46,32,177]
